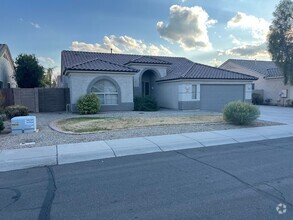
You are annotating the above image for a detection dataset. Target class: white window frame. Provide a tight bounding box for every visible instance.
[95,92,119,105]
[192,85,197,100]
[91,80,119,105]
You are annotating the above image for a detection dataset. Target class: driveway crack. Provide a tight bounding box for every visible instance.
[38,166,57,220]
[175,151,293,207]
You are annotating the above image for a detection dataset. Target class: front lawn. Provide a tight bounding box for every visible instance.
[56,115,224,133]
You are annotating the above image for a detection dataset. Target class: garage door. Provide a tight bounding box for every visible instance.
[200,84,244,112]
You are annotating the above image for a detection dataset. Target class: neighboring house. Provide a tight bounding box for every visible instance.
[0,44,16,88]
[220,59,293,104]
[61,51,257,112]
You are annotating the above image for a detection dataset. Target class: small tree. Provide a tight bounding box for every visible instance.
[15,54,45,88]
[268,0,293,85]
[42,67,57,88]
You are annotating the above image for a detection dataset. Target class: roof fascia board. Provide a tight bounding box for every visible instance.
[157,79,256,84]
[65,70,137,76]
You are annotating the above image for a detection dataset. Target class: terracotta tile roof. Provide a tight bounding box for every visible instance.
[266,68,283,78]
[221,59,283,78]
[62,50,257,81]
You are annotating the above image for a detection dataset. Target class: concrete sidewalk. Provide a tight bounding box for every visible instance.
[1,123,293,172]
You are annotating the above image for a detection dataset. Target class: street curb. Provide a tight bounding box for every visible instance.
[1,124,293,172]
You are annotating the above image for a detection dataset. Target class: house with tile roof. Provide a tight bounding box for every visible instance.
[61,50,257,112]
[0,44,16,88]
[220,59,293,104]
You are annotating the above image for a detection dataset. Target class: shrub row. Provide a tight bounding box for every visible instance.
[5,105,29,119]
[76,94,159,114]
[0,104,29,132]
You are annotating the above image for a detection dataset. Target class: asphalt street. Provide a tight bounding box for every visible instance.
[1,137,293,220]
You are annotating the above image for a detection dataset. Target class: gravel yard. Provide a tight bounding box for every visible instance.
[57,115,224,133]
[0,110,280,150]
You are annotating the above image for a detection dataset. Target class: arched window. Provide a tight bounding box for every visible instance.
[91,80,118,105]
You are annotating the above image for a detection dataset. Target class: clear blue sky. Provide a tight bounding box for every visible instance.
[0,0,280,74]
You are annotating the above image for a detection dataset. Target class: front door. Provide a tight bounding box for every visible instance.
[142,81,150,97]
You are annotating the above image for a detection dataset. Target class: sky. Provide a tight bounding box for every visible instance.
[0,0,281,76]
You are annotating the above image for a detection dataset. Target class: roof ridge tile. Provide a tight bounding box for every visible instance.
[126,55,171,65]
[61,50,187,59]
[182,62,196,77]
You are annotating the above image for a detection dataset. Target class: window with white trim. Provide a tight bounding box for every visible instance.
[91,80,118,105]
[192,85,197,99]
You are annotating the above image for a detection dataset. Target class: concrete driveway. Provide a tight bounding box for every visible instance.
[259,105,293,124]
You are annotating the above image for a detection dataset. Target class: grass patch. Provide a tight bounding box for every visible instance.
[57,115,224,133]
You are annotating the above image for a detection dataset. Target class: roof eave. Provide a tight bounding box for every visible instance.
[157,77,257,82]
[64,68,138,75]
[266,76,284,79]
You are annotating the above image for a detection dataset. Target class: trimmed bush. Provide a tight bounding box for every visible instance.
[5,105,29,119]
[0,118,4,132]
[134,96,159,111]
[77,93,101,114]
[252,93,263,105]
[223,101,260,125]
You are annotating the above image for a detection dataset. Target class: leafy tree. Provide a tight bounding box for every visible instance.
[15,54,45,88]
[42,67,57,88]
[268,0,293,85]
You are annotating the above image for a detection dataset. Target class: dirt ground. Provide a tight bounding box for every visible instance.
[57,115,224,133]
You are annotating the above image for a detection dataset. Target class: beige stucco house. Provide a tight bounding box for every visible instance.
[61,51,257,112]
[0,44,16,88]
[220,59,293,105]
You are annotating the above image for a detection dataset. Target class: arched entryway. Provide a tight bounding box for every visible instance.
[141,69,158,98]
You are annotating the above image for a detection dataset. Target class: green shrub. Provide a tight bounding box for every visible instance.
[77,93,101,114]
[223,101,260,125]
[252,93,263,105]
[0,118,4,132]
[134,96,159,111]
[5,105,29,119]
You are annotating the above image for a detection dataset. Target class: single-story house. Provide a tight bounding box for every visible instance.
[61,51,257,112]
[220,59,293,104]
[0,44,16,88]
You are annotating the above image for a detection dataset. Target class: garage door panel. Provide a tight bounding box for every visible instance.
[200,84,244,112]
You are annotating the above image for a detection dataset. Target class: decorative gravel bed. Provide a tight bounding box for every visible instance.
[0,110,281,150]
